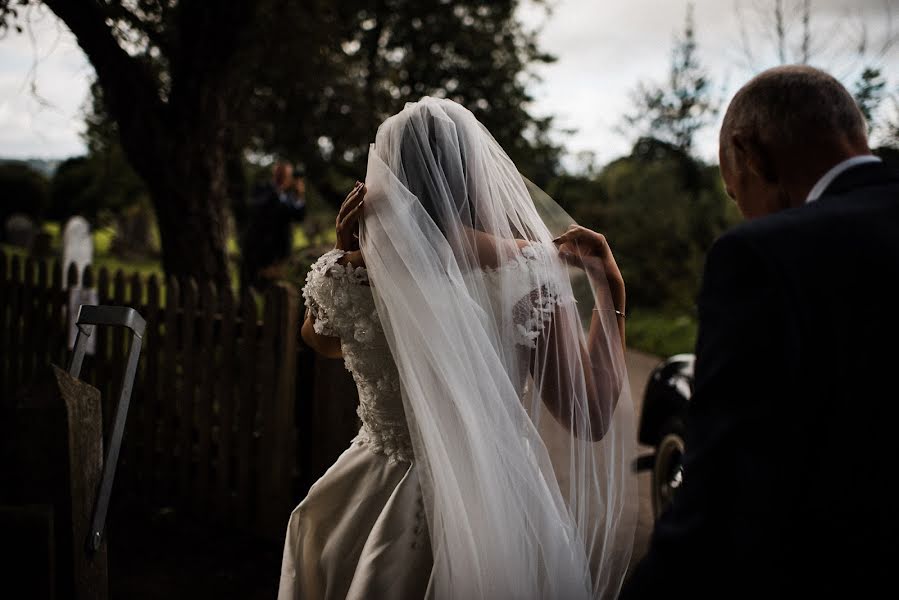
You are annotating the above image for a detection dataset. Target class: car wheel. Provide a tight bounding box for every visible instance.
[651,419,685,520]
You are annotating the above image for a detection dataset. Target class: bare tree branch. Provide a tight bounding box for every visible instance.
[775,0,786,63]
[800,0,810,64]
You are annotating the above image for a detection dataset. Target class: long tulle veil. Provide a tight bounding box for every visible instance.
[359,97,637,599]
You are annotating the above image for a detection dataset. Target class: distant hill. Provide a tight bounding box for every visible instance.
[0,157,66,178]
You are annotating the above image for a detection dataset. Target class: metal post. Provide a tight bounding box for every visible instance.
[67,305,146,554]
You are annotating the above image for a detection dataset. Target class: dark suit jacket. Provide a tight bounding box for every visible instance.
[622,162,899,599]
[240,182,306,290]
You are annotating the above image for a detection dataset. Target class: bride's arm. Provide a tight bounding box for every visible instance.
[300,250,365,358]
[533,226,627,441]
[303,182,368,358]
[533,303,624,442]
[301,310,342,358]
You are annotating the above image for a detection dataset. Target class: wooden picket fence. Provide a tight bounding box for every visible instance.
[0,249,312,539]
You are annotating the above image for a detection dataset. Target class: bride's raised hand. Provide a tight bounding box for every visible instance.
[335,181,366,252]
[553,224,625,314]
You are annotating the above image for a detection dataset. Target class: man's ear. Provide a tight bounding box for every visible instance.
[731,131,778,183]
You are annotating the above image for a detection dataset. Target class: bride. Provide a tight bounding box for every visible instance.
[278,97,637,600]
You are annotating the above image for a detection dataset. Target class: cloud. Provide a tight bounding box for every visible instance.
[0,9,91,158]
[524,0,899,164]
[0,1,896,165]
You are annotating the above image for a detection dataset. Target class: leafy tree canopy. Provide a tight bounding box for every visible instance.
[0,161,50,224]
[621,3,720,156]
[1,0,560,282]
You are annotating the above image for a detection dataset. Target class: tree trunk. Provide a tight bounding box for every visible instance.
[40,0,252,288]
[144,140,233,287]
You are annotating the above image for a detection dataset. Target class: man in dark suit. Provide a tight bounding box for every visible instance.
[240,161,307,292]
[621,66,899,598]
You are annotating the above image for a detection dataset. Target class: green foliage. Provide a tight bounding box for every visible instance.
[250,0,561,200]
[48,87,159,258]
[854,67,887,136]
[49,154,147,223]
[621,3,719,155]
[556,138,740,315]
[47,157,94,220]
[4,0,561,284]
[626,309,698,357]
[48,81,155,234]
[550,138,738,356]
[0,161,49,223]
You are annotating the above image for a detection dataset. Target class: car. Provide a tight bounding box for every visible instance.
[635,353,695,520]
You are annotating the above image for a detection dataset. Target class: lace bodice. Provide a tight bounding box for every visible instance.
[304,249,412,463]
[302,245,568,464]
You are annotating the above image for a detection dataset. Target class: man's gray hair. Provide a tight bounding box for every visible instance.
[721,65,867,149]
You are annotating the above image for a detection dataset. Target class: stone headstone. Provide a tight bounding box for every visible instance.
[61,216,93,288]
[61,217,97,353]
[4,213,35,248]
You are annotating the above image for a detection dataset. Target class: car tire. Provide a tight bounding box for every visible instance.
[651,418,685,520]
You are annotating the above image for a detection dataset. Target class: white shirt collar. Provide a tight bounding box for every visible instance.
[805,155,882,203]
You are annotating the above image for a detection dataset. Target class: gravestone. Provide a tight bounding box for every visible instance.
[61,217,98,352]
[4,212,35,247]
[62,216,93,288]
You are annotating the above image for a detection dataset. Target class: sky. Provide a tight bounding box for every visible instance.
[0,0,896,167]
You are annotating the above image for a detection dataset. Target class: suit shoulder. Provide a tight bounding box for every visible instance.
[702,224,771,291]
[724,206,806,244]
[704,207,814,284]
[715,196,857,258]
[713,179,899,274]
[709,213,794,263]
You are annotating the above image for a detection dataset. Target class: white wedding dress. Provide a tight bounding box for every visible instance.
[279,244,567,599]
[280,97,636,600]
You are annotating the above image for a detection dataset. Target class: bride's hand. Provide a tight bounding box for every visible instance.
[335,181,366,251]
[553,225,625,313]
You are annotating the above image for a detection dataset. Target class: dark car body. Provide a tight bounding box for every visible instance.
[638,354,695,447]
[636,353,695,519]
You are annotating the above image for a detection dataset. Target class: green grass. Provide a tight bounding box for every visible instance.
[93,225,117,254]
[41,221,60,238]
[626,309,697,358]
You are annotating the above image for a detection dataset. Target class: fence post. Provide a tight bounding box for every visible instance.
[179,279,198,509]
[255,286,279,534]
[0,250,9,400]
[235,288,258,525]
[7,256,23,401]
[260,282,301,538]
[143,275,162,498]
[216,285,237,519]
[195,281,217,511]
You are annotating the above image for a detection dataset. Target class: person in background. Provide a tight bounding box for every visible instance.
[241,161,307,292]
